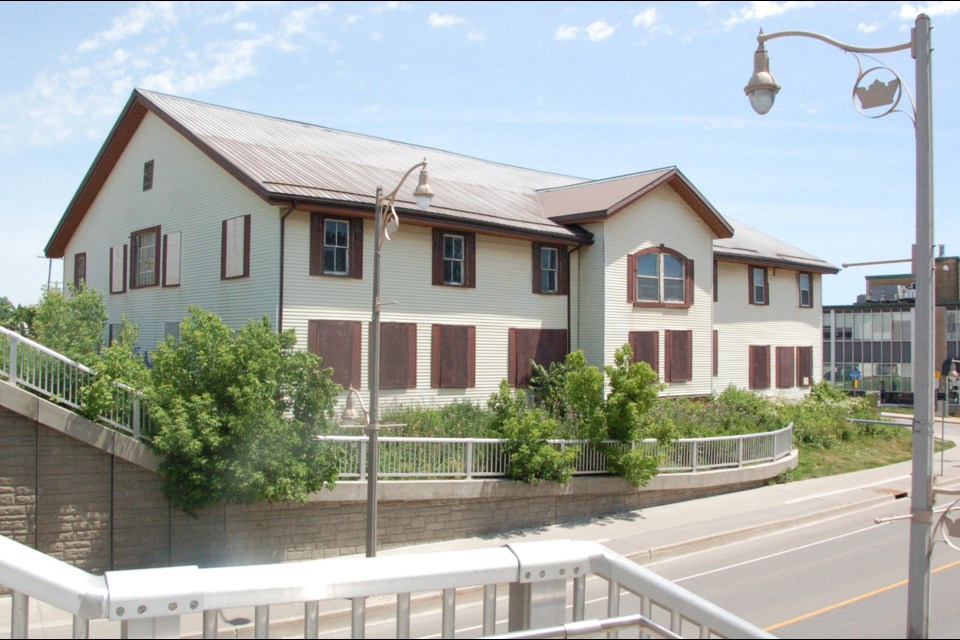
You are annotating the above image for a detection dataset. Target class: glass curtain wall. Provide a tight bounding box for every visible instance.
[823,306,913,393]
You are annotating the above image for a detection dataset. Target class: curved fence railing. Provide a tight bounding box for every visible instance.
[317,424,794,480]
[0,326,153,439]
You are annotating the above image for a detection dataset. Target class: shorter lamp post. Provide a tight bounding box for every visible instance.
[359,160,434,558]
[743,15,935,638]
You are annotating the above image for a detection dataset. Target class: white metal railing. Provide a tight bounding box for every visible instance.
[0,326,152,439]
[318,425,794,480]
[0,534,773,639]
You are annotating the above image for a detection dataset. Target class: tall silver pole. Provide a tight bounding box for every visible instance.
[907,13,934,639]
[367,187,383,558]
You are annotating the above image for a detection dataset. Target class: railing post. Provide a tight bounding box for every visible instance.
[11,591,28,639]
[466,440,474,479]
[358,440,366,481]
[691,441,698,472]
[738,435,744,468]
[9,334,18,387]
[133,396,142,441]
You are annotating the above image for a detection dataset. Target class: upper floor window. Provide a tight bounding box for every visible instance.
[221,215,250,280]
[130,226,160,288]
[432,228,475,288]
[799,272,813,308]
[324,219,350,275]
[627,246,693,308]
[540,247,558,292]
[73,253,86,291]
[310,214,362,279]
[532,243,568,295]
[749,266,768,305]
[142,160,154,191]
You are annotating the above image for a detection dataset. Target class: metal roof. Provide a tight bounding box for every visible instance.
[714,218,840,274]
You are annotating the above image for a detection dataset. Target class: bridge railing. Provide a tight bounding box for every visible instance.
[0,534,773,639]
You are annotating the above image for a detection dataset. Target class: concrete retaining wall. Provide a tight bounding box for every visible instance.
[0,381,796,572]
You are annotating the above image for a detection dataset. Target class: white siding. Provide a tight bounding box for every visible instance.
[596,186,716,396]
[713,261,823,399]
[572,222,605,368]
[62,112,280,353]
[283,213,568,408]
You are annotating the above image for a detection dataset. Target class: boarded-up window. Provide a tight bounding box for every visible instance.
[749,345,771,389]
[532,243,568,295]
[163,232,181,287]
[665,330,693,383]
[130,225,161,288]
[371,322,417,389]
[432,325,476,388]
[432,228,476,288]
[777,346,796,388]
[797,346,814,387]
[308,320,361,389]
[508,328,568,388]
[221,215,251,280]
[629,331,659,378]
[73,253,86,290]
[110,244,127,294]
[310,214,363,278]
[143,160,154,191]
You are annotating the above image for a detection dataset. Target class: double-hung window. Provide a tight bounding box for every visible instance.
[443,234,465,286]
[130,226,160,288]
[750,266,768,305]
[540,247,558,293]
[532,243,568,295]
[798,272,813,308]
[627,246,693,308]
[324,219,350,275]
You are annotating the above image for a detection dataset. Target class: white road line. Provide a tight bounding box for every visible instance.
[783,474,911,504]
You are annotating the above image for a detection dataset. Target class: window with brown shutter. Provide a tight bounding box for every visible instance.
[627,245,694,308]
[665,329,693,382]
[749,345,771,389]
[749,266,768,305]
[432,228,476,288]
[142,160,154,192]
[798,272,813,308]
[162,232,181,287]
[110,244,127,294]
[370,322,417,389]
[130,225,161,288]
[532,243,568,295]
[308,320,362,389]
[73,253,86,291]
[797,346,814,387]
[777,346,796,388]
[431,325,476,388]
[629,331,659,378]
[221,215,250,280]
[310,214,363,279]
[508,328,568,387]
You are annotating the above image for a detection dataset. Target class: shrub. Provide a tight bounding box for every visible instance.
[498,408,577,485]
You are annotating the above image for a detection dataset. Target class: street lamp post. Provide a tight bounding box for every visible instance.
[365,160,434,558]
[744,15,935,638]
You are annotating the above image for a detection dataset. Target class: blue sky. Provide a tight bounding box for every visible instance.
[1,1,958,308]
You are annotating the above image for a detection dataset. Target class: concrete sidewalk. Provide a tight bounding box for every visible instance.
[4,414,960,638]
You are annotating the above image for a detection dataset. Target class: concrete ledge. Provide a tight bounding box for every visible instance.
[0,380,158,471]
[309,451,798,503]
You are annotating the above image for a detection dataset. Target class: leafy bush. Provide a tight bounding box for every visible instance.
[79,317,149,423]
[498,408,577,485]
[381,400,494,438]
[148,308,342,514]
[31,283,107,366]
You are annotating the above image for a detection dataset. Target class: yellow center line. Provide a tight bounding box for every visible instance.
[765,558,960,633]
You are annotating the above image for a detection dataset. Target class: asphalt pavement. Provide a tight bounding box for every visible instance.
[4,412,960,638]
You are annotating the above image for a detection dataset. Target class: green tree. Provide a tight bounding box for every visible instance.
[79,317,150,423]
[0,296,39,338]
[147,307,342,514]
[31,284,107,365]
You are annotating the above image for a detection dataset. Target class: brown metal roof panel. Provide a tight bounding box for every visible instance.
[714,218,839,273]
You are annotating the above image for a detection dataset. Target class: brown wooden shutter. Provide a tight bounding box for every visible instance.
[558,246,569,296]
[431,325,442,388]
[432,325,475,388]
[510,328,567,388]
[142,160,154,191]
[309,213,322,276]
[777,346,795,388]
[665,330,692,382]
[220,219,228,280]
[73,253,86,290]
[465,232,476,288]
[627,252,636,303]
[310,320,362,389]
[684,259,694,307]
[467,325,476,388]
[372,322,417,389]
[508,328,518,387]
[432,229,443,286]
[531,243,542,294]
[797,346,814,387]
[749,345,770,389]
[350,218,363,279]
[629,331,659,377]
[242,215,251,278]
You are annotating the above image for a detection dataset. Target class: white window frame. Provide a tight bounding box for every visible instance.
[443,234,465,286]
[323,218,350,275]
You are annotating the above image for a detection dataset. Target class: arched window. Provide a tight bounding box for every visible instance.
[627,246,694,308]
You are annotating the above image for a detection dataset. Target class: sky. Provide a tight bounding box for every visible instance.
[1,1,958,308]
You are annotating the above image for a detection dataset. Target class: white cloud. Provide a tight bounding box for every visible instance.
[722,1,815,27]
[370,1,404,15]
[369,31,384,41]
[586,20,615,41]
[900,2,960,19]
[857,22,880,34]
[467,30,487,43]
[78,1,179,51]
[428,13,465,28]
[555,24,580,40]
[633,8,658,29]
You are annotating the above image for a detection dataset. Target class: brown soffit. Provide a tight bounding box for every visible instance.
[541,168,734,240]
[714,253,840,275]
